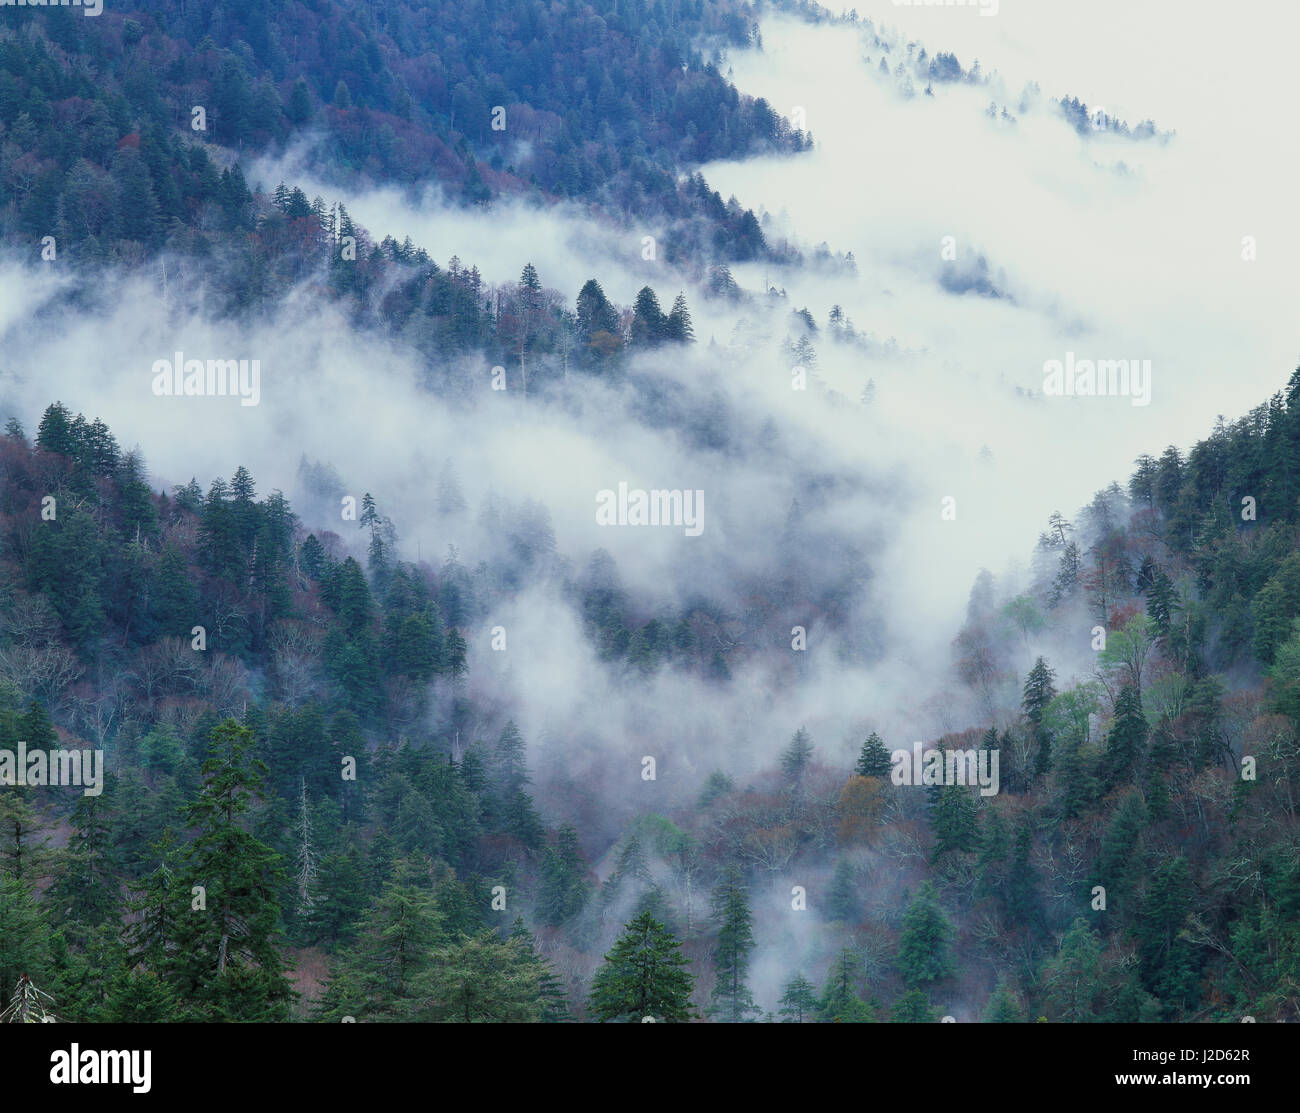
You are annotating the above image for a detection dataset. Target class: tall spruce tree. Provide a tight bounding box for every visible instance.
[588,911,696,1022]
[171,719,293,1021]
[854,731,892,778]
[707,868,760,1022]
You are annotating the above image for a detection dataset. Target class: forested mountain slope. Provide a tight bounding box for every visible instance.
[3,367,1298,1021]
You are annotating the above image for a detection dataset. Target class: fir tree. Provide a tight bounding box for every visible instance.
[588,911,697,1022]
[171,719,293,1021]
[897,883,954,988]
[854,731,892,778]
[778,972,818,1022]
[707,868,760,1022]
[818,948,875,1022]
[780,727,815,784]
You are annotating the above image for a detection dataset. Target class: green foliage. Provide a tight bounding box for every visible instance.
[778,972,818,1022]
[897,883,955,988]
[588,912,697,1022]
[854,731,892,778]
[707,869,760,1022]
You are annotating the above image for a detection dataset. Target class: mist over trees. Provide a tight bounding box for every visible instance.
[0,0,1295,1041]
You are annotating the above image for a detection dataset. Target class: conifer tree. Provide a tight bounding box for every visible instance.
[1102,684,1147,790]
[778,972,818,1022]
[707,868,760,1022]
[854,731,892,778]
[588,911,696,1022]
[890,988,936,1023]
[780,727,815,784]
[666,293,694,343]
[1023,657,1057,773]
[983,983,1025,1022]
[416,931,544,1023]
[171,719,293,1020]
[818,948,875,1022]
[510,917,573,1022]
[897,883,955,988]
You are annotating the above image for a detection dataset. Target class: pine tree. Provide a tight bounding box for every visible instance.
[1135,856,1200,1011]
[1041,919,1103,1021]
[49,788,120,934]
[707,869,760,1022]
[1102,685,1147,790]
[171,719,293,1020]
[983,983,1025,1022]
[897,883,954,988]
[287,77,312,125]
[779,727,815,784]
[778,972,818,1022]
[682,767,727,813]
[588,911,697,1022]
[1023,657,1057,773]
[510,918,573,1022]
[415,931,544,1022]
[1004,821,1045,931]
[890,988,936,1022]
[1091,790,1147,919]
[537,824,590,927]
[818,948,875,1022]
[1055,738,1099,820]
[930,782,980,862]
[0,876,54,1004]
[318,862,445,1021]
[828,857,861,922]
[97,966,182,1023]
[629,287,667,348]
[0,787,56,885]
[492,720,530,799]
[854,731,892,778]
[666,293,694,343]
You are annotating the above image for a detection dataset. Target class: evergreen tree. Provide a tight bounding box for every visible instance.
[537,825,590,927]
[318,862,445,1021]
[415,931,544,1022]
[665,292,694,343]
[629,287,667,348]
[983,983,1025,1022]
[854,731,892,778]
[779,727,815,784]
[778,972,818,1022]
[1023,657,1057,773]
[1041,919,1103,1021]
[171,719,293,1021]
[930,782,979,862]
[896,883,954,988]
[1102,685,1147,790]
[510,918,573,1022]
[707,868,760,1022]
[818,948,875,1022]
[698,770,734,808]
[890,988,937,1023]
[588,911,697,1022]
[827,857,862,922]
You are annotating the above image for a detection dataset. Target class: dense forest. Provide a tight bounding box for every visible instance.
[0,0,797,274]
[0,0,1294,1035]
[2,369,1299,1021]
